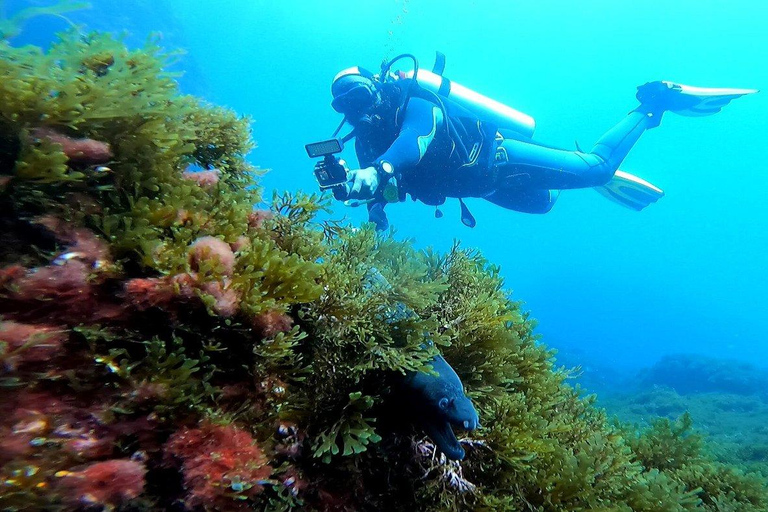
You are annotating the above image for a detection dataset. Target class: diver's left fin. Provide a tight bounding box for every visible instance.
[594,170,664,211]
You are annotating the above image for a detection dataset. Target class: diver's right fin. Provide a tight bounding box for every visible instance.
[593,170,664,211]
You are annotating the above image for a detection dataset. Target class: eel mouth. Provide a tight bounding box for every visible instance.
[427,420,465,460]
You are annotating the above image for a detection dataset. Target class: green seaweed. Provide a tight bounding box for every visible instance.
[312,392,382,463]
[0,0,89,40]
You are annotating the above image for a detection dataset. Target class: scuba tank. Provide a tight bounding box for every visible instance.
[400,53,535,138]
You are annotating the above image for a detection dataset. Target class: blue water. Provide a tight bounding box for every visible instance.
[12,0,768,374]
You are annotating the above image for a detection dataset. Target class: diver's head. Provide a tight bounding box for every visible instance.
[331,67,381,125]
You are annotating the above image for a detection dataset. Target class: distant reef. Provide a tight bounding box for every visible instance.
[590,354,768,475]
[638,354,768,398]
[1,26,767,511]
[601,384,768,475]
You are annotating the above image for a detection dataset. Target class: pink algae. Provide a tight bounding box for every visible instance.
[251,309,294,338]
[188,236,236,276]
[164,423,272,509]
[183,168,221,188]
[32,127,113,164]
[58,459,146,508]
[0,321,66,371]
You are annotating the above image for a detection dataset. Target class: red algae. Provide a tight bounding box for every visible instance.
[1,410,46,463]
[0,265,26,288]
[0,386,162,470]
[58,459,146,508]
[31,127,113,164]
[171,272,199,299]
[125,273,241,317]
[200,279,241,317]
[3,260,124,324]
[247,209,273,229]
[164,423,272,509]
[34,215,111,266]
[251,309,294,338]
[15,260,90,299]
[124,277,177,310]
[183,168,221,188]
[0,390,80,464]
[230,235,250,253]
[0,218,124,323]
[0,321,66,371]
[188,236,236,276]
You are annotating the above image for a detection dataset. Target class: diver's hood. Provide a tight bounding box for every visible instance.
[331,66,379,117]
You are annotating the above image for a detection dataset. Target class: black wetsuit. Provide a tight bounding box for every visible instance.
[354,85,655,229]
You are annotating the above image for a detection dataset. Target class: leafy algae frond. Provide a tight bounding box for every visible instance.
[0,0,89,40]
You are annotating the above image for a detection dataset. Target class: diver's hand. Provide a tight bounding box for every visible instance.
[346,166,379,202]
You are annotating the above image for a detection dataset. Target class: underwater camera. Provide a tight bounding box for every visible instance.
[305,138,349,198]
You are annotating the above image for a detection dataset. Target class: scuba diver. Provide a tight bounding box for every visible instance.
[308,53,756,230]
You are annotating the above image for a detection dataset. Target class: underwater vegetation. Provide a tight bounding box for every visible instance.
[1,26,767,512]
[0,0,90,41]
[596,354,768,476]
[604,386,768,474]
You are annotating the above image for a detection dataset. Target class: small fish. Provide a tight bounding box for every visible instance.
[53,252,86,265]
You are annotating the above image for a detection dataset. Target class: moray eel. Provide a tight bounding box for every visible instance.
[362,268,480,459]
[404,354,480,460]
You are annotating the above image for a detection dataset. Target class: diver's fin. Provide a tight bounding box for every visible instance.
[637,81,758,117]
[670,82,758,116]
[593,170,664,211]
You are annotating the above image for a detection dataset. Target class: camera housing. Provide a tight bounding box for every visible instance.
[305,139,348,190]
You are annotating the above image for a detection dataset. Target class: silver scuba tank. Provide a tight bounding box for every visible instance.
[403,68,536,138]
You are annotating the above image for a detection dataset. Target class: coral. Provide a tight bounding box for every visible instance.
[164,423,272,509]
[57,458,146,509]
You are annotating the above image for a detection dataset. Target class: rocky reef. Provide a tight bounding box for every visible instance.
[638,354,768,398]
[596,353,768,476]
[1,27,767,511]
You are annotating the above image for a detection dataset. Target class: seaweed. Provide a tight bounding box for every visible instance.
[0,0,89,40]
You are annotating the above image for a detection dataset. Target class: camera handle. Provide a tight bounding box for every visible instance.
[332,181,351,201]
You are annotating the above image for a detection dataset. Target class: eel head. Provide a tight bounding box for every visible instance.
[405,354,480,460]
